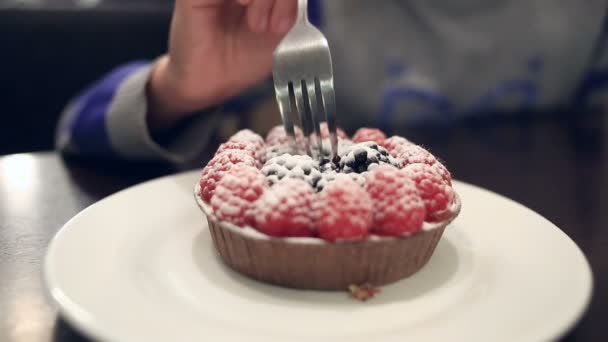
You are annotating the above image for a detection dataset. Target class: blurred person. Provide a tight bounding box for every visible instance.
[55,0,608,163]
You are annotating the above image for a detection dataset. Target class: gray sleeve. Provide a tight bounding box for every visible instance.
[106,65,222,164]
[55,98,81,155]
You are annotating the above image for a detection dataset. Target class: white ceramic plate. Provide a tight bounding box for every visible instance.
[44,171,592,342]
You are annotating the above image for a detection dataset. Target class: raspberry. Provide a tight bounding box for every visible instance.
[315,172,366,192]
[199,150,257,202]
[352,128,387,145]
[339,142,399,173]
[432,161,452,185]
[403,163,455,220]
[315,178,373,241]
[215,141,262,166]
[317,122,348,139]
[265,125,305,146]
[365,165,426,236]
[382,136,414,157]
[210,164,267,227]
[215,141,255,158]
[261,154,322,187]
[383,138,451,182]
[228,129,265,154]
[394,144,437,168]
[254,178,316,237]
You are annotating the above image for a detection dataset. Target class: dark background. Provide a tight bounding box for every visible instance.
[0,0,172,155]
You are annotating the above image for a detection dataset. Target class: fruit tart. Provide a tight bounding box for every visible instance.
[194,126,460,290]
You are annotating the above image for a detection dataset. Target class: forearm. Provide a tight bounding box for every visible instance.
[146,55,229,133]
[57,60,273,164]
[56,61,222,163]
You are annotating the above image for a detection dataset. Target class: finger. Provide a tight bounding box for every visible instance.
[270,0,296,34]
[246,0,275,33]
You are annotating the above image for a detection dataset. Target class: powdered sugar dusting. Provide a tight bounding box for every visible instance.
[210,164,267,226]
[215,140,263,166]
[339,142,398,173]
[199,150,257,202]
[254,178,315,237]
[366,165,426,236]
[229,129,265,150]
[263,144,295,163]
[315,178,373,241]
[311,138,354,159]
[403,163,455,219]
[261,154,322,187]
[382,136,414,159]
[315,172,366,192]
[265,125,305,147]
[431,161,452,185]
[196,128,461,241]
[395,144,437,167]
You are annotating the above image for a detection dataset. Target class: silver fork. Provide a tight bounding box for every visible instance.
[272,0,338,160]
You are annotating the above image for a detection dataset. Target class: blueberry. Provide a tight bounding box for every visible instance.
[339,142,399,173]
[354,149,367,164]
[312,174,322,187]
[261,154,322,188]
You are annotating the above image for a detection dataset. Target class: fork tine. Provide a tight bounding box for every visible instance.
[272,0,338,159]
[319,78,338,159]
[274,84,298,152]
[306,79,323,158]
[292,80,313,156]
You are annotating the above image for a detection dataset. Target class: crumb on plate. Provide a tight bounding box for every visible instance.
[348,284,380,301]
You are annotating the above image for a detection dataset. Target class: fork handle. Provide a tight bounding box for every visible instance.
[297,0,308,23]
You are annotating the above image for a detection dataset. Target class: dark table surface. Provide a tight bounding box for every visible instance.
[0,112,606,341]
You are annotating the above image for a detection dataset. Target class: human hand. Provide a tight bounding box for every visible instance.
[147,0,297,130]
